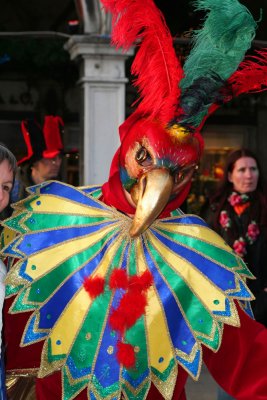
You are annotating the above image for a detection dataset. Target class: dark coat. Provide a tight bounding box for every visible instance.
[201,190,267,326]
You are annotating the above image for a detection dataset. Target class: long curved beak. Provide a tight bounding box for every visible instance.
[129,169,173,238]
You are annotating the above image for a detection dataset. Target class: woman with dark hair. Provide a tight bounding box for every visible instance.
[210,148,265,199]
[0,143,17,400]
[201,148,267,400]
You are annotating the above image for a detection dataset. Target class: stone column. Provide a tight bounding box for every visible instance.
[65,35,134,185]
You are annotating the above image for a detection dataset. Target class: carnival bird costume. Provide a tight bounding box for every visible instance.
[2,0,267,399]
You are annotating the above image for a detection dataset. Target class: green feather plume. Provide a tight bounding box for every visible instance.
[177,0,257,127]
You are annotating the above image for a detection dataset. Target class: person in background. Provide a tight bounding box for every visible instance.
[0,144,17,224]
[11,115,64,202]
[201,148,267,400]
[0,143,17,400]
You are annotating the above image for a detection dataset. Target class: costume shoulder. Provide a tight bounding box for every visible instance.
[1,181,254,400]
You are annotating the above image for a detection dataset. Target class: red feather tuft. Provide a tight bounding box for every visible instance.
[118,291,147,328]
[229,49,267,96]
[109,291,147,332]
[129,270,153,291]
[83,276,105,299]
[100,0,182,123]
[109,268,129,290]
[109,308,126,334]
[116,341,135,368]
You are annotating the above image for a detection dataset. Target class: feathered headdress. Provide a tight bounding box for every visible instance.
[101,0,267,140]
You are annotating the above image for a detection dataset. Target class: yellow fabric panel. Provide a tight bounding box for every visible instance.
[28,195,112,218]
[24,224,116,279]
[50,287,91,356]
[2,227,17,247]
[146,286,174,373]
[135,238,174,373]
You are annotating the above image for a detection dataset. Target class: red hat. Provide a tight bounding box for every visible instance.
[18,116,64,165]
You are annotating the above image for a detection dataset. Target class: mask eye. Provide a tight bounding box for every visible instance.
[135,147,152,166]
[174,170,184,184]
[173,164,198,184]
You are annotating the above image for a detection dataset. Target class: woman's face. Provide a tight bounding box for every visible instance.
[0,159,14,212]
[228,156,259,194]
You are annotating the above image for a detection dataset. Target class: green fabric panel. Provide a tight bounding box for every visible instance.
[68,290,113,372]
[128,242,137,276]
[159,228,252,276]
[63,367,88,400]
[123,381,150,400]
[124,316,149,381]
[198,321,221,348]
[24,214,108,231]
[170,209,184,217]
[151,358,176,382]
[6,284,22,297]
[11,287,38,312]
[88,188,102,199]
[4,213,28,234]
[91,375,120,399]
[23,195,38,211]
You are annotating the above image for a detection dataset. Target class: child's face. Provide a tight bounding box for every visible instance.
[0,159,14,213]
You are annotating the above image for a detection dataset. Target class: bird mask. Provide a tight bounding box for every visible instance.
[101,0,267,237]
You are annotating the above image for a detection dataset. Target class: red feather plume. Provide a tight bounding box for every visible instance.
[197,49,267,130]
[229,49,267,96]
[100,0,183,123]
[18,121,34,165]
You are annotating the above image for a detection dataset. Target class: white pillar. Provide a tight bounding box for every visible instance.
[65,36,134,185]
